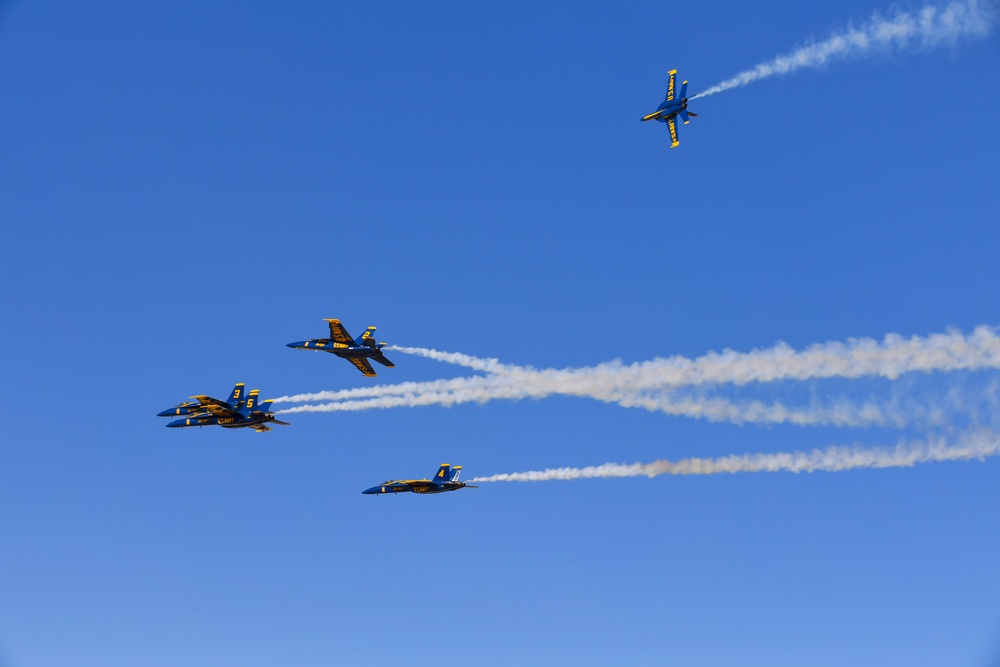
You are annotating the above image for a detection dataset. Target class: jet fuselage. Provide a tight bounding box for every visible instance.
[641,97,688,123]
[362,481,470,495]
[166,413,278,430]
[286,339,382,359]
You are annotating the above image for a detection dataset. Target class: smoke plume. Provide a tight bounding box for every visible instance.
[692,0,996,99]
[273,326,1000,427]
[470,430,1000,482]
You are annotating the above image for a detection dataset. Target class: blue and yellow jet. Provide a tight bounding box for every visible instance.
[157,382,247,417]
[362,464,477,495]
[159,386,289,433]
[641,69,697,148]
[286,318,394,377]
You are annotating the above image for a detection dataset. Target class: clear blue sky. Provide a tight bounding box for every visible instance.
[1,1,999,665]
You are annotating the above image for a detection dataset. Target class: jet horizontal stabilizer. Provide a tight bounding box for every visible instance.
[372,353,395,367]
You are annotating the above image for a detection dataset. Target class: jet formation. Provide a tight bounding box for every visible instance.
[164,68,691,482]
[158,383,289,433]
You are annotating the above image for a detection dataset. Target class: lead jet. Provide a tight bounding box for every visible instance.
[362,464,477,495]
[163,387,289,433]
[286,318,394,377]
[641,69,697,148]
[157,382,247,417]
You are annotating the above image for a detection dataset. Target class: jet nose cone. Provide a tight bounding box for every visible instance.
[165,419,184,428]
[362,487,379,495]
[157,408,173,417]
[287,341,305,349]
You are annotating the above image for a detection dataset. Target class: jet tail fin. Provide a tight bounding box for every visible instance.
[679,109,690,124]
[243,389,260,414]
[450,466,462,482]
[257,399,274,413]
[679,79,688,100]
[359,326,378,348]
[226,383,246,407]
[435,464,453,482]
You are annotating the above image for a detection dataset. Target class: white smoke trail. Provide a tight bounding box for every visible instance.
[470,430,1000,482]
[384,345,511,374]
[274,325,1000,405]
[384,326,1000,388]
[277,378,919,428]
[613,392,911,427]
[272,376,493,405]
[692,0,997,99]
[274,326,1000,426]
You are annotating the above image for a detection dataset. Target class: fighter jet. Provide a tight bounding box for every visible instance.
[162,387,289,433]
[286,318,394,377]
[362,464,477,495]
[157,382,247,417]
[641,69,697,148]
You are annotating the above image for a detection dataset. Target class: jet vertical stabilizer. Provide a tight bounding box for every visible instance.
[243,389,260,414]
[226,383,246,407]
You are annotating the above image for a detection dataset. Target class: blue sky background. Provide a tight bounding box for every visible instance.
[2,1,999,665]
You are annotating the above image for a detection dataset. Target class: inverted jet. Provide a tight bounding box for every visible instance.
[641,69,697,148]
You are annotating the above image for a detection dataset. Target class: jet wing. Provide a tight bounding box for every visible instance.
[372,482,407,492]
[189,395,239,417]
[325,319,356,345]
[348,356,377,377]
[665,69,678,102]
[666,117,680,148]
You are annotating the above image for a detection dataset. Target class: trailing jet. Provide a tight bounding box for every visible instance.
[162,387,289,433]
[286,318,394,377]
[362,464,477,495]
[641,69,697,148]
[157,382,247,417]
